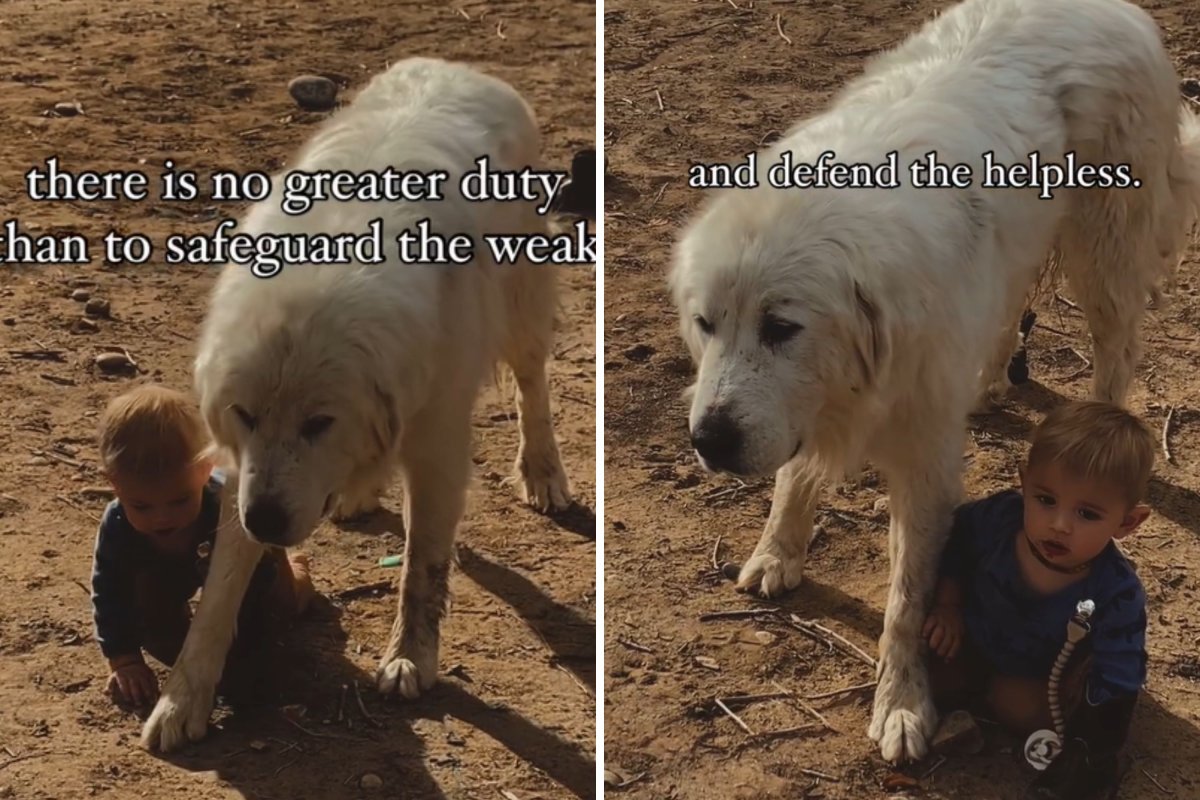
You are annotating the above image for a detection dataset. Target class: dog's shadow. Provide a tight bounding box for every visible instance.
[143,586,595,799]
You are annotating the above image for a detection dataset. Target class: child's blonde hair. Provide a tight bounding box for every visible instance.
[98,385,209,481]
[1026,400,1156,506]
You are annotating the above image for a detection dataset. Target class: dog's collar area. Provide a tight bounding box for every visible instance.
[1024,532,1092,575]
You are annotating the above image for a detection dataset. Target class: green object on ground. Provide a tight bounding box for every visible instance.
[378,554,404,568]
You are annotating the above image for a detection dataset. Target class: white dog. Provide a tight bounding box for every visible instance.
[670,0,1200,763]
[141,57,573,751]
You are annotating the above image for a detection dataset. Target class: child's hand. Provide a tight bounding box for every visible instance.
[923,603,964,661]
[107,657,159,707]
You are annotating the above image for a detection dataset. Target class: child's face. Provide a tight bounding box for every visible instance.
[1020,460,1149,570]
[109,461,211,541]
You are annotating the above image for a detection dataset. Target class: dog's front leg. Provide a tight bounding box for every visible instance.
[141,484,264,752]
[868,441,962,763]
[376,404,471,699]
[737,459,821,597]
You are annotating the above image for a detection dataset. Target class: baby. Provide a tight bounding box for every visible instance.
[923,400,1153,800]
[91,384,314,708]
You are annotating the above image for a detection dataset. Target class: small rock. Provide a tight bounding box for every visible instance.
[693,656,720,671]
[1183,78,1200,99]
[249,739,269,752]
[71,288,90,301]
[0,786,12,798]
[288,75,338,111]
[932,709,985,755]
[84,297,111,318]
[873,496,889,514]
[72,317,100,334]
[95,352,135,374]
[754,630,776,646]
[53,101,83,117]
[2,318,14,326]
[359,772,383,790]
[720,561,741,581]
[446,731,466,747]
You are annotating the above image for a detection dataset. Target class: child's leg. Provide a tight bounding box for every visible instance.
[927,636,991,714]
[985,650,1093,736]
[133,570,192,668]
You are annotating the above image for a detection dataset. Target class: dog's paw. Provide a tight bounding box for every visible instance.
[868,679,937,763]
[376,657,435,699]
[515,450,572,512]
[736,550,805,598]
[140,672,214,752]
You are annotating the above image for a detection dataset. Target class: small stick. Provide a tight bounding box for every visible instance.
[699,609,774,622]
[553,661,593,698]
[8,349,65,361]
[55,495,99,523]
[1141,768,1173,795]
[273,757,302,777]
[495,20,506,39]
[32,448,83,468]
[337,684,348,723]
[617,637,654,654]
[334,580,395,600]
[714,697,755,735]
[72,579,91,596]
[0,751,55,771]
[755,723,821,740]
[721,691,791,706]
[1054,292,1081,311]
[922,755,948,780]
[775,13,792,45]
[39,373,75,386]
[772,680,835,731]
[789,615,877,668]
[803,680,877,701]
[648,181,669,209]
[711,533,723,571]
[654,89,664,111]
[352,681,383,728]
[800,768,839,782]
[282,714,359,741]
[1162,406,1176,465]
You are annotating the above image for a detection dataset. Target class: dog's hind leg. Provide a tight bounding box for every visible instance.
[376,400,473,699]
[500,262,572,512]
[736,459,821,597]
[868,427,963,764]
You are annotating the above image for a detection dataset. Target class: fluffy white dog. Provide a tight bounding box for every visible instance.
[141,57,573,751]
[670,0,1200,763]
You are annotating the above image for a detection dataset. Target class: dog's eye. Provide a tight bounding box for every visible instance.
[300,414,335,442]
[231,405,257,431]
[760,315,803,347]
[694,315,715,335]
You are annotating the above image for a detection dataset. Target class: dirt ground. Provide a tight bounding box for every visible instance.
[603,1,1200,798]
[0,1,596,799]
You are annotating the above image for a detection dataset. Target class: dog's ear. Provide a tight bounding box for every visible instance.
[851,280,889,387]
[371,382,401,457]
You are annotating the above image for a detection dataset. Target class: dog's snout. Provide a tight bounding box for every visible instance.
[691,409,743,472]
[244,496,290,545]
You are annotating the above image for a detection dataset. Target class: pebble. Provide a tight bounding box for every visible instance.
[288,75,338,111]
[1183,78,1200,99]
[95,352,134,374]
[72,318,100,334]
[53,101,83,117]
[84,297,111,318]
[720,561,741,581]
[873,496,889,514]
[359,773,383,790]
[71,288,90,301]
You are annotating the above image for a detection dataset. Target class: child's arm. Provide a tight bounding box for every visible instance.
[91,513,158,705]
[1081,576,1148,706]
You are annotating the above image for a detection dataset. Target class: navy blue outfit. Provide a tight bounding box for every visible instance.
[90,471,278,661]
[939,489,1147,705]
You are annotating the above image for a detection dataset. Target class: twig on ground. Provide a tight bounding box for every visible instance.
[32,448,84,468]
[333,581,395,601]
[654,89,664,111]
[8,349,65,361]
[0,751,55,771]
[711,533,723,571]
[617,637,654,654]
[1162,406,1176,465]
[1054,292,1081,311]
[352,681,383,728]
[775,13,792,45]
[721,691,791,706]
[1141,767,1173,795]
[495,20,506,39]
[803,680,877,701]
[714,697,755,735]
[788,615,877,669]
[55,494,99,523]
[281,713,361,741]
[922,755,948,780]
[755,723,821,740]
[336,684,348,723]
[273,757,302,776]
[800,768,839,782]
[771,680,835,731]
[699,609,774,622]
[648,181,669,209]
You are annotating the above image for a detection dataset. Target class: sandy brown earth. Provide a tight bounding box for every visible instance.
[603,1,1200,798]
[0,1,596,799]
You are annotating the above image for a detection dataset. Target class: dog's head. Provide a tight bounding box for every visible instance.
[669,187,891,478]
[194,270,405,547]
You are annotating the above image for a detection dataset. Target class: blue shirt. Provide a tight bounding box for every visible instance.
[940,489,1147,704]
[90,470,275,659]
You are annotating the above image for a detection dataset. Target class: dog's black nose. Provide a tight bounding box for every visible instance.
[691,410,743,472]
[244,497,290,545]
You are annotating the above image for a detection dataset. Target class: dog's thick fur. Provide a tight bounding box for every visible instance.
[670,0,1200,763]
[141,57,572,751]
